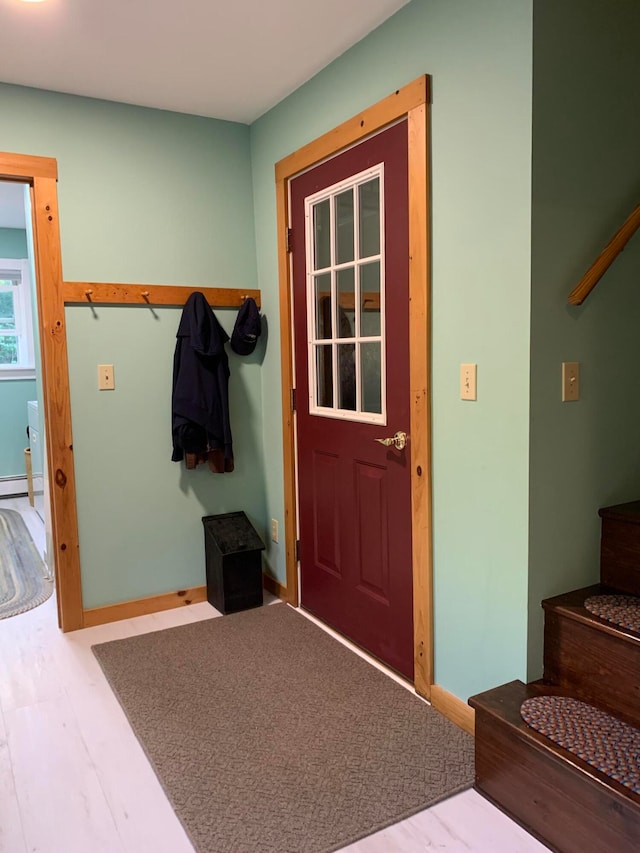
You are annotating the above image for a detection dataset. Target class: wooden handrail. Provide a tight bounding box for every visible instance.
[568,203,640,305]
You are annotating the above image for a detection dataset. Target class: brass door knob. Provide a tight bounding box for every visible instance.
[374,431,407,451]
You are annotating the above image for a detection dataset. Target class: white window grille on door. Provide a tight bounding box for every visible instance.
[304,164,386,425]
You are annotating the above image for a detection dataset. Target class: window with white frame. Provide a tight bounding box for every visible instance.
[0,259,35,380]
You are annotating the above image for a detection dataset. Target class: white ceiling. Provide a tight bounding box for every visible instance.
[0,0,409,124]
[0,0,409,229]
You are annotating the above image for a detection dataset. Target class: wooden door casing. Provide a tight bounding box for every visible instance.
[275,76,433,697]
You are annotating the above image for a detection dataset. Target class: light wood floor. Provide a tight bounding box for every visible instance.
[0,499,545,853]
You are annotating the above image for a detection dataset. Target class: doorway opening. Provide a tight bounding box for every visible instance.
[0,179,53,618]
[0,152,83,632]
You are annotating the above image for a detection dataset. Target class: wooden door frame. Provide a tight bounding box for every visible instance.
[0,152,83,631]
[274,76,433,698]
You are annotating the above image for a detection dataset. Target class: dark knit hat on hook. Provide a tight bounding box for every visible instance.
[231,297,261,355]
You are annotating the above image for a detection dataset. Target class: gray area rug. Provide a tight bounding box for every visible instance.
[93,604,474,852]
[0,508,51,620]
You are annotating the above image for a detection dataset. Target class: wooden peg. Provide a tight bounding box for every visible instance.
[141,291,150,301]
[85,289,93,301]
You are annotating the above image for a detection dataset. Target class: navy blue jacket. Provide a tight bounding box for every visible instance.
[171,292,233,471]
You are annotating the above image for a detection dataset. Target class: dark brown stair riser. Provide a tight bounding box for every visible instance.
[601,516,640,596]
[544,609,640,727]
[475,708,640,853]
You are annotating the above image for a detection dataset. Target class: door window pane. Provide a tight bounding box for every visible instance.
[316,345,333,408]
[313,199,331,270]
[337,344,356,411]
[361,342,382,414]
[359,261,381,337]
[336,267,355,339]
[358,178,380,258]
[334,190,354,265]
[314,274,332,339]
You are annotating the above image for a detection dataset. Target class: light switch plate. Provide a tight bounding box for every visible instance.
[460,363,477,401]
[98,364,115,391]
[562,362,579,402]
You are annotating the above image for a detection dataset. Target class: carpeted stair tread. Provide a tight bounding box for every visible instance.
[469,680,577,733]
[471,681,640,853]
[543,585,640,645]
[470,681,640,796]
[584,594,640,634]
[542,584,605,614]
[521,695,640,795]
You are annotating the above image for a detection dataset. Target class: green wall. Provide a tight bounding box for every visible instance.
[66,306,265,606]
[250,0,534,701]
[0,228,27,258]
[0,227,35,477]
[0,84,265,608]
[528,0,640,676]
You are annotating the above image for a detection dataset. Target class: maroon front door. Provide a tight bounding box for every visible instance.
[291,120,414,679]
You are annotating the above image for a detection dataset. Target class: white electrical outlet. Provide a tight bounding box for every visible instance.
[98,364,115,390]
[562,362,580,401]
[460,363,477,401]
[271,518,279,543]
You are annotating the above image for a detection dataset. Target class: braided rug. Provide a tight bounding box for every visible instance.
[584,594,640,633]
[0,508,51,620]
[521,695,640,794]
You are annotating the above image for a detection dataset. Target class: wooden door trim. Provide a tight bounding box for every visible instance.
[0,152,84,631]
[274,77,428,183]
[274,76,433,698]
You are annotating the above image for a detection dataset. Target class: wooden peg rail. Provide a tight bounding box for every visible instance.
[63,281,261,309]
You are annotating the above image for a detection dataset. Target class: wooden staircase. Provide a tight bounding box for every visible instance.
[469,501,640,852]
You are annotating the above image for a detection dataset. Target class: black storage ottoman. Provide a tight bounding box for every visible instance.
[202,511,265,614]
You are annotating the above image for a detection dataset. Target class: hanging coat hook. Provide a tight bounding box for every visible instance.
[141,290,158,319]
[85,289,93,301]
